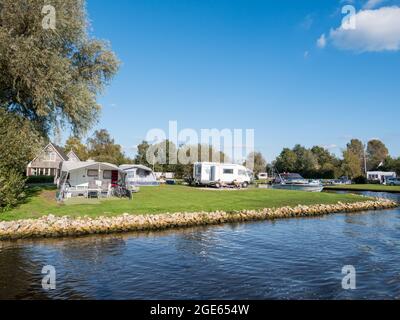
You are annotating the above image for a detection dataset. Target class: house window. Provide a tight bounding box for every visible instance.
[103,170,112,179]
[223,169,234,174]
[44,151,56,162]
[87,170,99,177]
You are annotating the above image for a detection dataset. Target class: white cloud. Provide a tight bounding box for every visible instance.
[363,0,385,9]
[329,6,400,52]
[316,33,327,48]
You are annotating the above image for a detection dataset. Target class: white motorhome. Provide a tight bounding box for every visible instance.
[367,171,397,184]
[193,162,252,188]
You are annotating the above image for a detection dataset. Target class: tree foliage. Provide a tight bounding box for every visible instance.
[245,152,267,176]
[274,145,338,178]
[0,169,26,212]
[0,0,119,135]
[0,109,43,211]
[367,139,389,170]
[87,129,130,165]
[64,136,89,161]
[341,150,363,179]
[0,108,43,173]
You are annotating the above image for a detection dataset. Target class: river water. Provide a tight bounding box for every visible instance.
[1,191,399,300]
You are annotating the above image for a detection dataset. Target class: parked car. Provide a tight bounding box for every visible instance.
[333,176,352,185]
[385,177,400,186]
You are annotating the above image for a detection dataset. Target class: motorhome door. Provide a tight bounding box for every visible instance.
[210,166,216,182]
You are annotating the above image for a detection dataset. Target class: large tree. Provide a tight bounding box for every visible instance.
[292,144,318,177]
[0,108,43,210]
[342,150,363,179]
[346,139,365,174]
[64,136,88,161]
[87,129,129,165]
[367,139,389,170]
[275,148,297,173]
[311,146,340,178]
[134,141,151,166]
[0,0,119,136]
[0,109,43,173]
[244,152,267,176]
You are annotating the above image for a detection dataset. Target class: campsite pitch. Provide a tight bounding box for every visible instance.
[1,185,370,222]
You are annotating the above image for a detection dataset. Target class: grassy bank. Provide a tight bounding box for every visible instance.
[324,184,400,193]
[0,185,371,222]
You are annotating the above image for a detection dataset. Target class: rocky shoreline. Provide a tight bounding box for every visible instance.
[0,199,398,240]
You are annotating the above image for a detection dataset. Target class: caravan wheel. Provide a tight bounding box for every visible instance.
[215,183,221,189]
[242,182,249,189]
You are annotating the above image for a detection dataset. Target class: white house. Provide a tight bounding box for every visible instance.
[26,142,80,180]
[367,171,397,184]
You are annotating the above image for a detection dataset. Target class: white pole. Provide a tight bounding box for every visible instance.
[364,144,367,177]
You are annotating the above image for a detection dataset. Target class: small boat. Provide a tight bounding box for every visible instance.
[272,173,324,192]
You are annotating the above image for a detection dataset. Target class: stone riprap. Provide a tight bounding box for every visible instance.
[0,199,398,240]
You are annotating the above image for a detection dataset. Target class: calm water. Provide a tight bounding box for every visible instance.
[1,191,400,300]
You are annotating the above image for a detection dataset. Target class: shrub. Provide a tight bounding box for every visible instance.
[353,176,367,184]
[0,169,26,212]
[26,175,55,184]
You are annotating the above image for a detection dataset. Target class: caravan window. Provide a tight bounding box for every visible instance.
[223,169,234,174]
[87,170,99,177]
[103,170,112,179]
[238,170,247,176]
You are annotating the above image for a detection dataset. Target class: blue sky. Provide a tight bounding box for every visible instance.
[80,0,400,162]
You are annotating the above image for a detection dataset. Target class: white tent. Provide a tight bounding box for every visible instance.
[120,164,159,187]
[59,161,126,187]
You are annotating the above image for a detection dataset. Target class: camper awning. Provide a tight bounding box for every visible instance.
[120,164,153,172]
[61,161,124,173]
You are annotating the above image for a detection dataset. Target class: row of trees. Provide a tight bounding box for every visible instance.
[64,130,131,165]
[132,141,267,179]
[273,139,400,179]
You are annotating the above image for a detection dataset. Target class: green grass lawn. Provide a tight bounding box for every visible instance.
[324,184,400,193]
[0,185,369,222]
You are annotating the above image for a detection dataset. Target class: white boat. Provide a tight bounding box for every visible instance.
[272,173,324,192]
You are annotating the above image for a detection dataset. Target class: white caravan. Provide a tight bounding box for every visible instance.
[193,162,252,188]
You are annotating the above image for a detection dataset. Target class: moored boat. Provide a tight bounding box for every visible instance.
[272,173,324,192]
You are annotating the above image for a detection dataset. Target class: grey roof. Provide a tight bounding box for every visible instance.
[120,164,154,172]
[61,161,123,173]
[51,143,69,161]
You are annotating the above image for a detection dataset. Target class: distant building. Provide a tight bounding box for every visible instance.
[154,172,175,180]
[367,171,396,184]
[26,143,80,178]
[257,173,268,180]
[66,150,81,162]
